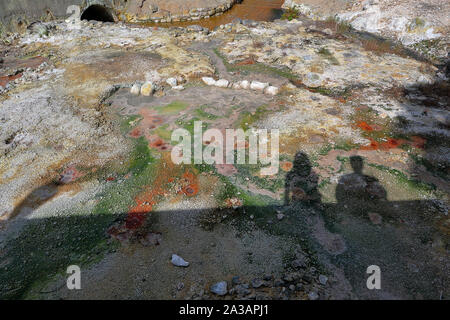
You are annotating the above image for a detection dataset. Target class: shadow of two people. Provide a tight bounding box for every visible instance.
[285,152,388,218]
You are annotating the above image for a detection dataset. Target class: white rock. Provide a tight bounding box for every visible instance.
[210,281,228,296]
[265,86,279,95]
[130,83,141,95]
[240,80,250,89]
[250,81,269,91]
[202,77,216,86]
[171,254,189,267]
[166,77,177,87]
[172,85,185,91]
[140,81,154,96]
[215,79,230,88]
[232,82,241,89]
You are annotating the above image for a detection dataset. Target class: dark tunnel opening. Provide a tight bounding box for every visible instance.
[80,5,115,22]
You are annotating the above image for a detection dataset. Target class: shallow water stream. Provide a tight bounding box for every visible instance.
[139,0,284,29]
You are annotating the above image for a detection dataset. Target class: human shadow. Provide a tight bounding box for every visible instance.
[335,155,388,217]
[284,151,321,206]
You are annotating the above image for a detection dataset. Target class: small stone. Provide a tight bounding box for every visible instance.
[166,77,177,87]
[130,83,140,95]
[319,275,328,285]
[172,85,185,91]
[289,284,296,291]
[277,213,285,221]
[210,281,228,296]
[202,77,216,86]
[176,282,185,291]
[232,276,241,285]
[251,278,264,288]
[215,79,230,88]
[232,82,241,89]
[292,258,306,269]
[308,291,319,300]
[265,86,279,95]
[171,254,189,267]
[263,274,273,281]
[368,212,382,225]
[140,81,154,96]
[240,80,250,89]
[274,279,285,287]
[235,284,251,296]
[250,81,269,91]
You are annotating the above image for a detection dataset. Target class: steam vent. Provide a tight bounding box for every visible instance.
[0,0,449,303]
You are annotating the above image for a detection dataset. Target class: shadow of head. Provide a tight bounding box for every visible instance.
[292,151,312,176]
[350,155,364,174]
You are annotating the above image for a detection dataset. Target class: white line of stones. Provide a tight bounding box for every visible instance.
[201,77,280,95]
[129,76,280,96]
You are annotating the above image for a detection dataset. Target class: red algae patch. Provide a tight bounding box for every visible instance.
[0,73,23,88]
[356,121,374,132]
[280,161,293,172]
[179,171,200,197]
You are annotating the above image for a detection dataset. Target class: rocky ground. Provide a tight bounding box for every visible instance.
[283,0,449,61]
[0,2,448,300]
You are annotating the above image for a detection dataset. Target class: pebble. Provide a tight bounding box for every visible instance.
[235,284,251,296]
[202,77,216,86]
[308,291,319,300]
[292,258,306,269]
[140,81,154,96]
[176,282,185,291]
[251,278,264,288]
[250,81,269,91]
[265,86,279,95]
[130,83,141,95]
[319,275,328,285]
[263,274,273,281]
[210,281,228,296]
[240,80,250,89]
[277,213,285,221]
[232,276,241,285]
[232,82,241,89]
[172,85,185,91]
[215,79,230,88]
[171,254,189,267]
[166,77,177,87]
[274,279,285,287]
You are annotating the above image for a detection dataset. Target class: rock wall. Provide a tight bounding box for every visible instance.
[0,0,122,32]
[0,0,242,32]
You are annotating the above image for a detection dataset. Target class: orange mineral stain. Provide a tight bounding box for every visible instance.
[357,121,374,132]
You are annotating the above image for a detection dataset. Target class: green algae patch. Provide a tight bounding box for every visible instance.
[238,104,275,131]
[154,124,172,141]
[156,101,189,115]
[195,105,220,120]
[367,162,436,194]
[120,114,142,133]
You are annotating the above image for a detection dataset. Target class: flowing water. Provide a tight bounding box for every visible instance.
[139,0,285,29]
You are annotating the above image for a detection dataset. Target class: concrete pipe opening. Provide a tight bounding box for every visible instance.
[80,5,115,22]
